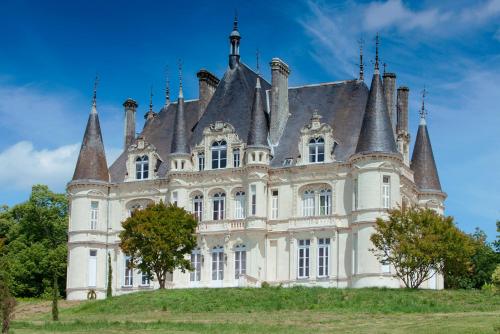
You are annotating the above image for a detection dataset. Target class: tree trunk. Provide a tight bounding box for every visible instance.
[106,253,113,298]
[52,272,59,321]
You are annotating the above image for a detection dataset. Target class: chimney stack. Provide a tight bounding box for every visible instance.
[383,72,397,137]
[396,86,410,164]
[123,98,138,149]
[196,69,220,119]
[269,58,290,145]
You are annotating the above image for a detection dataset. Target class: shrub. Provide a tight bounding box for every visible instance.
[0,279,16,334]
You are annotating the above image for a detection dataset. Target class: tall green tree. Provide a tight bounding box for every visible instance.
[106,253,112,298]
[120,202,197,289]
[1,185,68,298]
[370,207,474,289]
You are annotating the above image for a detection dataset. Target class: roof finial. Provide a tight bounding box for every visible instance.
[165,65,170,106]
[233,10,238,31]
[383,62,387,75]
[256,48,260,75]
[178,59,183,99]
[149,85,154,112]
[358,38,364,81]
[375,33,380,73]
[91,75,99,114]
[419,86,427,124]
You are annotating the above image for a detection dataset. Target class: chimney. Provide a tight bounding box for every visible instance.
[123,98,138,149]
[269,58,290,145]
[383,72,397,137]
[396,86,409,134]
[196,69,220,119]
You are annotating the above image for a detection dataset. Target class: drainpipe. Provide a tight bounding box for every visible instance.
[104,185,111,295]
[336,228,339,288]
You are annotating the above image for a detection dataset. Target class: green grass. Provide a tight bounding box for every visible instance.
[11,287,500,334]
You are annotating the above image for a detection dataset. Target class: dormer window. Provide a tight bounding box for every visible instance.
[309,137,325,163]
[135,155,149,179]
[198,153,205,171]
[211,140,227,169]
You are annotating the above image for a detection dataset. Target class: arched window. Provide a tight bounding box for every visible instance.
[319,189,332,215]
[308,137,325,163]
[193,195,203,221]
[234,191,246,219]
[135,155,149,179]
[302,190,315,216]
[212,192,226,220]
[211,140,227,169]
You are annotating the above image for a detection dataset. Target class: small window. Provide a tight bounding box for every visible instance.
[198,153,205,171]
[271,190,279,219]
[193,195,203,221]
[298,239,310,279]
[234,191,246,219]
[136,155,149,179]
[233,149,240,167]
[283,158,293,166]
[124,256,133,287]
[90,201,99,230]
[212,192,226,220]
[382,175,390,209]
[251,185,257,216]
[212,246,224,281]
[88,249,97,287]
[235,244,246,279]
[308,137,325,163]
[190,248,202,282]
[211,140,227,169]
[318,238,330,278]
[141,272,150,285]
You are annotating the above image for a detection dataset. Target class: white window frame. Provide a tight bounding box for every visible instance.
[90,201,98,230]
[302,190,315,217]
[190,248,202,282]
[141,272,150,286]
[212,192,226,220]
[317,238,330,278]
[250,185,257,216]
[135,155,149,180]
[124,256,133,287]
[308,137,325,163]
[234,191,246,219]
[88,249,97,287]
[193,195,203,221]
[319,189,332,216]
[271,190,279,219]
[297,239,310,279]
[234,244,246,279]
[198,152,205,171]
[211,246,224,281]
[382,175,391,209]
[211,140,227,169]
[233,148,240,167]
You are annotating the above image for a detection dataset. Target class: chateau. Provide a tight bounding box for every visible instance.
[66,18,445,300]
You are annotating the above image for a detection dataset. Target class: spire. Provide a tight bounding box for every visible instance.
[411,90,442,192]
[170,60,189,154]
[247,64,268,147]
[374,33,380,74]
[145,86,155,121]
[358,38,364,81]
[355,35,397,155]
[165,66,170,106]
[229,13,241,69]
[72,78,109,182]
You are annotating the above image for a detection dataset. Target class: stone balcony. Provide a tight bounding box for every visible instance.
[197,218,267,234]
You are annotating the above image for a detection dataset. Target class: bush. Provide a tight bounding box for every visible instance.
[261,281,270,288]
[491,265,500,289]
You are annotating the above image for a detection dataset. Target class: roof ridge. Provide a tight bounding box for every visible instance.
[289,80,358,89]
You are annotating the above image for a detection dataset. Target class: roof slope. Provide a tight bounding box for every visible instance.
[72,105,109,182]
[247,76,269,147]
[411,120,442,192]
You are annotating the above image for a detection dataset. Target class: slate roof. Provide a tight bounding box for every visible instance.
[73,104,109,182]
[170,95,189,154]
[247,77,269,147]
[410,119,442,192]
[355,72,398,154]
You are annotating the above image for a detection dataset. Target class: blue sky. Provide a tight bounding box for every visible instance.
[0,0,499,239]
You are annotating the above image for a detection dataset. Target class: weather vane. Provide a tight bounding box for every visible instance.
[419,87,428,119]
[358,38,364,81]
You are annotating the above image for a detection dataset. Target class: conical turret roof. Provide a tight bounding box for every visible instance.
[247,76,269,147]
[170,80,189,154]
[72,94,109,182]
[411,118,442,192]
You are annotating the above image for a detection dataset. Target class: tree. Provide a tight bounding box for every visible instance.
[120,202,197,289]
[370,206,474,289]
[0,278,16,334]
[493,220,500,253]
[106,253,112,298]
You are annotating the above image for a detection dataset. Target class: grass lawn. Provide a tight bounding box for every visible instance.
[11,287,500,333]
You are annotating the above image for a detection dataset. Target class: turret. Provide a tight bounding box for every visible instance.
[170,62,191,171]
[123,98,137,149]
[229,15,241,69]
[269,58,290,145]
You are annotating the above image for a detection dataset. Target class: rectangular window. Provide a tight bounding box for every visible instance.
[88,249,97,287]
[234,245,246,278]
[213,194,225,220]
[251,185,257,216]
[211,247,224,281]
[198,153,205,171]
[124,256,133,287]
[352,233,358,275]
[302,191,315,217]
[353,178,359,210]
[172,191,178,206]
[271,190,279,219]
[141,272,150,285]
[297,239,310,279]
[318,238,330,277]
[234,192,246,219]
[233,149,240,167]
[319,190,332,216]
[382,260,391,274]
[382,175,391,209]
[190,249,202,282]
[90,201,98,230]
[193,196,203,221]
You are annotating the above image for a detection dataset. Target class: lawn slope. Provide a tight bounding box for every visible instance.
[13,287,500,334]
